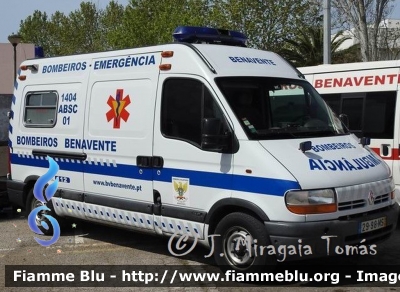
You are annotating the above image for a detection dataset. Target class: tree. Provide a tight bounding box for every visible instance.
[332,0,396,61]
[18,1,124,56]
[101,1,125,51]
[18,10,55,57]
[333,44,362,63]
[45,11,69,56]
[17,0,326,57]
[279,25,352,66]
[209,0,321,52]
[61,2,104,54]
[113,0,210,49]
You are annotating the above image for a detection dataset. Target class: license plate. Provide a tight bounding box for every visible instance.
[359,217,386,234]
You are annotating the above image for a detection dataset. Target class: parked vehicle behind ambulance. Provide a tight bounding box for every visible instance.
[6,26,399,272]
[299,61,400,202]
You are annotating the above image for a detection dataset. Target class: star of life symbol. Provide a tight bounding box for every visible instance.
[367,190,375,205]
[106,89,131,128]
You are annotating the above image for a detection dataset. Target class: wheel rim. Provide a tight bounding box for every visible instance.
[31,198,46,226]
[223,227,256,267]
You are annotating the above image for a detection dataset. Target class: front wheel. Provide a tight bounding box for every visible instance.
[213,212,276,273]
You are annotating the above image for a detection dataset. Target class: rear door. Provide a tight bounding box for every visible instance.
[82,52,160,230]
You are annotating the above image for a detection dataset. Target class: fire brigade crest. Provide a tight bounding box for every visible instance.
[172,177,190,205]
[106,89,131,129]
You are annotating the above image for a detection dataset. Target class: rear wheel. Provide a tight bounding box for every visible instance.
[213,212,276,273]
[26,188,54,235]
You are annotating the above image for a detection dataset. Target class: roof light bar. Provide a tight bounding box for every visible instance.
[173,26,247,47]
[35,46,44,58]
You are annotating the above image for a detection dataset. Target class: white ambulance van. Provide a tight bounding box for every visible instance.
[299,61,400,202]
[7,27,399,272]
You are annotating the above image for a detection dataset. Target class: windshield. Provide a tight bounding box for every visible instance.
[216,77,348,139]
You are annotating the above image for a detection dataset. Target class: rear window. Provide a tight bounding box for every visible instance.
[24,92,58,127]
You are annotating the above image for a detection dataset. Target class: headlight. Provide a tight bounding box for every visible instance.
[285,189,337,214]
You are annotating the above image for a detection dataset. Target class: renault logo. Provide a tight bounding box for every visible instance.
[368,190,375,205]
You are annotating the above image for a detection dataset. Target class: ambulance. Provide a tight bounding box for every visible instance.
[299,61,400,202]
[6,27,399,272]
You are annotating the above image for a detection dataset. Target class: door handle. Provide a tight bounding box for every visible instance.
[152,156,164,168]
[136,156,152,168]
[136,156,164,168]
[381,144,391,157]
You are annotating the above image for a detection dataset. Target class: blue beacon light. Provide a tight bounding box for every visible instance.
[172,26,247,47]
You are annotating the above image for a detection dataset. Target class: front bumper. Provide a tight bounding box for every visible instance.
[265,203,399,261]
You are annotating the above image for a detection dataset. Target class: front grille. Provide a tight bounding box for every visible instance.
[338,193,390,211]
[338,199,365,211]
[374,193,389,204]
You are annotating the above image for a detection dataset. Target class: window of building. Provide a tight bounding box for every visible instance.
[24,92,58,127]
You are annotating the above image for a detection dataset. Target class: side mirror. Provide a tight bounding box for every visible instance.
[201,118,231,152]
[360,137,371,147]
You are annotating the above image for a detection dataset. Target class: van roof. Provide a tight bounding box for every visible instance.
[21,42,302,80]
[299,59,400,74]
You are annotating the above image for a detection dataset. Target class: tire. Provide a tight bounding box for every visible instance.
[213,212,276,273]
[26,188,54,236]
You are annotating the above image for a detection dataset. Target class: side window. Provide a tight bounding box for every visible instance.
[161,78,226,147]
[364,92,396,139]
[321,94,341,114]
[341,96,364,133]
[24,92,58,127]
[322,91,396,139]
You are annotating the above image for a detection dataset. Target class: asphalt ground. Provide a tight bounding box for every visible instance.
[1,208,400,292]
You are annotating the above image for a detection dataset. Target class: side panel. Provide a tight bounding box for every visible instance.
[393,88,400,194]
[83,79,154,200]
[309,68,399,93]
[66,52,162,230]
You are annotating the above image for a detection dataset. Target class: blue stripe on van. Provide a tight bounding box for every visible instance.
[12,95,16,105]
[156,167,299,196]
[8,124,12,134]
[14,81,18,90]
[85,162,153,181]
[10,154,300,196]
[10,154,153,181]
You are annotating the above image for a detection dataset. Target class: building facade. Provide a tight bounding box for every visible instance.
[336,19,400,60]
[0,43,36,176]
